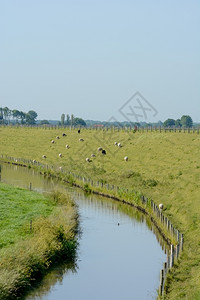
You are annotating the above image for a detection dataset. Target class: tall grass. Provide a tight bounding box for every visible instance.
[0,184,78,299]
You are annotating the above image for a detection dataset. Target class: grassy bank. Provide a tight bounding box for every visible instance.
[0,182,78,300]
[0,126,200,299]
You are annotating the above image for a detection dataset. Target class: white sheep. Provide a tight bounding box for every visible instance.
[86,157,91,162]
[114,142,118,145]
[51,140,55,143]
[56,136,60,139]
[91,154,96,157]
[33,159,36,163]
[59,166,63,170]
[42,155,46,159]
[79,138,84,142]
[59,153,62,158]
[66,144,70,149]
[118,143,122,147]
[124,156,128,161]
[98,147,103,151]
[159,203,164,210]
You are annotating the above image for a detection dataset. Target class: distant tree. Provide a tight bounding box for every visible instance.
[40,120,49,125]
[26,110,38,125]
[180,115,193,128]
[71,114,74,126]
[12,109,21,123]
[0,107,3,123]
[163,119,175,127]
[175,119,182,127]
[61,114,65,126]
[74,118,86,127]
[3,107,11,124]
[19,111,26,124]
[66,114,70,125]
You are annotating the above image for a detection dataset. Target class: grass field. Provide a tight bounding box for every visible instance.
[0,126,200,299]
[0,181,78,299]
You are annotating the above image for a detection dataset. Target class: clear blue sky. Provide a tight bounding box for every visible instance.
[0,0,199,122]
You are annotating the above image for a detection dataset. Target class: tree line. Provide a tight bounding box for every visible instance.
[59,114,86,127]
[0,107,38,125]
[163,115,193,128]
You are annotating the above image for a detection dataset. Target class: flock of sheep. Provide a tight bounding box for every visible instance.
[41,130,129,163]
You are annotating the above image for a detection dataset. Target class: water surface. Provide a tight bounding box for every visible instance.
[0,163,167,300]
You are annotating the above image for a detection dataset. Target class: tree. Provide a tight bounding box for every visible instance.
[163,119,175,127]
[180,115,193,128]
[26,110,38,125]
[71,114,74,126]
[66,114,70,125]
[12,109,21,123]
[3,107,11,124]
[74,118,86,127]
[40,120,49,125]
[175,119,181,127]
[61,114,65,126]
[19,111,26,124]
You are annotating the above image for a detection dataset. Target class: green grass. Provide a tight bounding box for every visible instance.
[0,182,78,299]
[0,126,200,299]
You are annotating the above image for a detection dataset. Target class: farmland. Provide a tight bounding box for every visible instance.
[0,126,200,299]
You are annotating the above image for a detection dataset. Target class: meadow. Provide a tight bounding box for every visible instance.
[0,181,78,299]
[0,126,200,299]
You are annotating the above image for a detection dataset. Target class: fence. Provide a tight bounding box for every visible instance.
[0,124,200,134]
[0,154,183,297]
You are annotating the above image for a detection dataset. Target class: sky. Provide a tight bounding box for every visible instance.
[0,0,199,123]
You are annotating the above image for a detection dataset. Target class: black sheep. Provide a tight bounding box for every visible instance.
[102,149,106,155]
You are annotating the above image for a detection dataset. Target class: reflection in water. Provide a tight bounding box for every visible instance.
[0,163,168,300]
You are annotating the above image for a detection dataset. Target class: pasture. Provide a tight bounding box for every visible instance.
[0,126,200,299]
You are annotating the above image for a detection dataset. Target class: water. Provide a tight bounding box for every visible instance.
[0,163,167,300]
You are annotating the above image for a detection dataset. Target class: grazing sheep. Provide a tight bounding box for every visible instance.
[86,157,91,162]
[51,140,55,144]
[78,129,80,134]
[159,203,164,210]
[91,154,96,157]
[59,166,63,170]
[42,155,46,159]
[66,144,70,149]
[114,142,118,145]
[124,156,128,161]
[118,143,122,147]
[62,133,67,136]
[59,153,62,158]
[56,136,60,139]
[102,149,106,155]
[79,138,84,142]
[98,147,103,151]
[33,159,36,163]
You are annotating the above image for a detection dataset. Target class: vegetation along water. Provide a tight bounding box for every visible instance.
[0,126,200,299]
[0,181,78,300]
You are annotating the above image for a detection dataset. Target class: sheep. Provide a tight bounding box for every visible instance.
[118,143,122,147]
[59,166,63,171]
[78,129,80,134]
[33,159,37,163]
[102,149,106,155]
[56,136,60,139]
[85,157,91,162]
[114,142,118,145]
[98,147,103,151]
[66,144,70,149]
[79,138,84,142]
[91,154,96,157]
[159,203,164,210]
[124,156,128,161]
[51,140,55,144]
[42,155,46,159]
[62,133,67,137]
[59,153,62,158]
